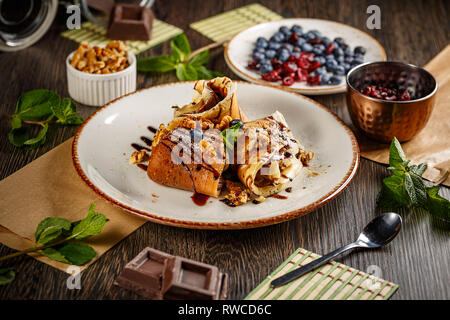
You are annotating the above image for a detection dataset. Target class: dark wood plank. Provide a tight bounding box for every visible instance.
[0,0,448,300]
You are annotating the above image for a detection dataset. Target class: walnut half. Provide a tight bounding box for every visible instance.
[129,150,148,164]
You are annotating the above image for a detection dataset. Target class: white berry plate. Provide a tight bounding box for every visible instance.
[72,81,359,229]
[225,18,386,95]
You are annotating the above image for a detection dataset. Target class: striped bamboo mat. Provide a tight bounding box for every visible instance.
[61,20,183,55]
[190,3,283,42]
[245,248,398,300]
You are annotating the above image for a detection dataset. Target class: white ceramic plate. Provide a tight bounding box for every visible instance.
[73,82,359,229]
[225,18,386,95]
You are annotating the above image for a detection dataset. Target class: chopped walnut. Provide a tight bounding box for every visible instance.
[71,41,129,74]
[224,180,250,206]
[299,150,314,165]
[129,150,148,164]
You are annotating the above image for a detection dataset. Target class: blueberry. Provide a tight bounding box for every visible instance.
[325,54,335,61]
[352,57,364,65]
[333,47,344,57]
[329,75,342,85]
[315,67,327,76]
[268,41,281,50]
[270,32,285,43]
[259,58,271,66]
[343,63,352,73]
[321,74,330,85]
[259,63,273,74]
[229,119,244,128]
[334,37,345,46]
[344,47,353,56]
[305,31,316,40]
[336,55,344,63]
[301,43,313,52]
[321,37,331,46]
[344,55,353,64]
[314,56,326,65]
[252,52,265,62]
[190,129,203,142]
[291,51,300,58]
[253,47,265,54]
[256,37,268,48]
[326,59,338,71]
[334,65,346,75]
[291,25,303,35]
[278,50,290,62]
[354,46,366,55]
[264,49,277,59]
[279,26,291,36]
[312,47,323,56]
[310,30,322,38]
[295,38,306,46]
[281,43,294,52]
[354,53,364,60]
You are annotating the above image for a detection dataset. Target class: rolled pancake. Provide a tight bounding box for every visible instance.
[236,111,310,198]
[147,121,226,197]
[173,77,247,123]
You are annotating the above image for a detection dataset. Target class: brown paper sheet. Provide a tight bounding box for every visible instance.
[0,139,146,273]
[360,45,450,187]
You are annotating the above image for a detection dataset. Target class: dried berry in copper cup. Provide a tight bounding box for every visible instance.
[346,61,437,143]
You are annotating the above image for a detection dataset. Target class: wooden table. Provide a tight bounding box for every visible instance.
[0,0,448,300]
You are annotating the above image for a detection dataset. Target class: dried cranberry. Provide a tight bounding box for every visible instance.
[308,61,321,72]
[248,60,258,70]
[294,69,308,82]
[282,76,294,86]
[300,52,315,61]
[307,75,321,86]
[283,61,298,73]
[309,38,323,45]
[326,42,336,55]
[399,90,411,101]
[297,57,311,70]
[287,55,297,62]
[288,32,299,44]
[270,59,282,70]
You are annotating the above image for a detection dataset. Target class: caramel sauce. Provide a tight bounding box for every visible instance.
[272,194,288,200]
[137,164,148,171]
[191,192,209,206]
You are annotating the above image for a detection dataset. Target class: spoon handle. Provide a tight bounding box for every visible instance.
[271,242,360,287]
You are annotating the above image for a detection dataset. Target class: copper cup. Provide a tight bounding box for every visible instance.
[346,61,437,143]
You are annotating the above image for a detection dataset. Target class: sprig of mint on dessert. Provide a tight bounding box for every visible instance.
[5,89,83,148]
[221,121,243,150]
[0,204,108,286]
[377,137,450,221]
[137,34,224,81]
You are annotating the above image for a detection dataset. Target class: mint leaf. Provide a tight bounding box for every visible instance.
[221,122,243,150]
[15,89,60,121]
[189,50,209,67]
[137,55,177,72]
[11,116,22,130]
[35,217,72,245]
[0,268,15,285]
[51,98,83,125]
[377,174,410,208]
[70,204,108,240]
[8,128,29,147]
[425,187,450,221]
[23,123,48,146]
[389,137,407,169]
[195,65,224,80]
[41,247,70,263]
[171,34,191,62]
[410,163,427,176]
[56,243,96,266]
[176,63,198,81]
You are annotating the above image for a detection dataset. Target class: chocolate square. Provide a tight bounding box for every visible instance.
[114,248,173,299]
[106,4,154,41]
[162,256,222,300]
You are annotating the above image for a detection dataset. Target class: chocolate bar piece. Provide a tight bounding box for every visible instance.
[114,248,173,299]
[115,247,228,300]
[106,4,154,41]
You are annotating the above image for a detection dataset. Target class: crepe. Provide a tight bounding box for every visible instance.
[172,77,247,124]
[235,111,312,198]
[147,117,226,197]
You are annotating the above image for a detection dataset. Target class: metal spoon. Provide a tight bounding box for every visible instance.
[271,212,402,287]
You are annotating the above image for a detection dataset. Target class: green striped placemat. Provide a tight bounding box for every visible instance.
[245,248,398,300]
[61,20,183,55]
[190,3,282,42]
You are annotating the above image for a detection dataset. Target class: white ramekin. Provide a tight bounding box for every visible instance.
[66,50,136,107]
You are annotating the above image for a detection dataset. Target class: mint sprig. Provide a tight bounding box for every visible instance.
[137,34,223,81]
[221,122,243,150]
[6,89,83,148]
[377,137,450,221]
[0,204,108,285]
